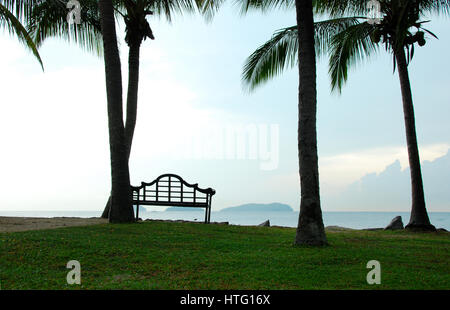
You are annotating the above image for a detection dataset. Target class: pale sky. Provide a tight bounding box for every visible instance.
[0,3,449,212]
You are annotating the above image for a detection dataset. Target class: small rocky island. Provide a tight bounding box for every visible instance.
[219,203,294,213]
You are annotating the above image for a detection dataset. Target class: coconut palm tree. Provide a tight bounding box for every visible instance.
[243,0,450,231]
[26,0,205,222]
[314,0,449,231]
[292,0,328,245]
[0,0,43,69]
[235,0,329,245]
[99,0,135,222]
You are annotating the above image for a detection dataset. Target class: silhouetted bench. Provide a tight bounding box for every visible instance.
[131,174,215,223]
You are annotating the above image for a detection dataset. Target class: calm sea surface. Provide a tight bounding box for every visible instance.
[1,210,449,230]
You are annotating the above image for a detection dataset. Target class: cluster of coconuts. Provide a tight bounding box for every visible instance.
[371,28,426,47]
[407,31,426,46]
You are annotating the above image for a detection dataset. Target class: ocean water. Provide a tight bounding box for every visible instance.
[1,210,449,230]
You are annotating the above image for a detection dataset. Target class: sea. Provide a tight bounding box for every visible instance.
[1,210,449,230]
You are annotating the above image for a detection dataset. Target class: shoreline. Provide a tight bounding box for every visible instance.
[1,216,448,233]
[0,216,373,233]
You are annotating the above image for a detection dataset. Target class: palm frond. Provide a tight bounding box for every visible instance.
[1,0,38,22]
[242,16,362,91]
[149,0,202,22]
[242,25,297,91]
[0,2,43,70]
[313,0,368,17]
[328,21,378,93]
[315,0,450,18]
[199,0,226,21]
[418,0,450,16]
[26,0,103,56]
[238,0,294,14]
[314,16,363,58]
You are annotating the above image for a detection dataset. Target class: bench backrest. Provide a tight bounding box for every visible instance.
[131,174,215,207]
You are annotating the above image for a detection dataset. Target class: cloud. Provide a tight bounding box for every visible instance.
[323,149,450,211]
[262,144,450,212]
[319,143,450,194]
[0,33,224,211]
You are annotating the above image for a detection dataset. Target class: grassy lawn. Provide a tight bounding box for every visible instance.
[0,221,449,289]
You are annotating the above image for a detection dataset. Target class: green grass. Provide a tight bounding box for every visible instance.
[0,222,449,289]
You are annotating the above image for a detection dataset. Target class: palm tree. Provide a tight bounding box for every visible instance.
[0,0,43,69]
[26,0,205,222]
[237,0,329,245]
[244,0,449,232]
[315,0,449,231]
[293,0,328,245]
[99,0,135,223]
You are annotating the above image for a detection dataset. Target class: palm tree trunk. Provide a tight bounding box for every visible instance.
[394,47,435,231]
[294,0,328,246]
[99,0,134,223]
[101,41,142,219]
[125,42,141,158]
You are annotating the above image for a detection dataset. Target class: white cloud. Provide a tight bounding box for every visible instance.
[0,33,224,211]
[319,143,450,194]
[263,143,450,212]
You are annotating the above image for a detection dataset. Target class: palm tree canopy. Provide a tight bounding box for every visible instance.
[24,0,208,57]
[242,0,450,92]
[26,0,103,55]
[324,0,449,92]
[314,0,450,17]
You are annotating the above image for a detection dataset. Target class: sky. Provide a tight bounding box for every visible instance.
[0,2,449,213]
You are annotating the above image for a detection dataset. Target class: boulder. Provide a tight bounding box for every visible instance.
[384,216,404,230]
[258,220,270,227]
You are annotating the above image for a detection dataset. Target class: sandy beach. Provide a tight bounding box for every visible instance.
[0,216,108,233]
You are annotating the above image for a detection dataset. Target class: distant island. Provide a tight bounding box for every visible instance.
[219,203,294,213]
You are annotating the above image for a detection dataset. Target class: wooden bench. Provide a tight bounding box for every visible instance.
[131,174,216,223]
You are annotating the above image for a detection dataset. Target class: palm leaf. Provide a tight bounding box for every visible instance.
[242,16,362,91]
[242,25,297,91]
[149,0,204,22]
[328,21,378,92]
[315,16,363,58]
[418,0,450,16]
[314,0,450,17]
[25,0,206,58]
[26,0,103,56]
[0,2,43,69]
[313,0,368,17]
[238,0,294,14]
[1,0,38,21]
